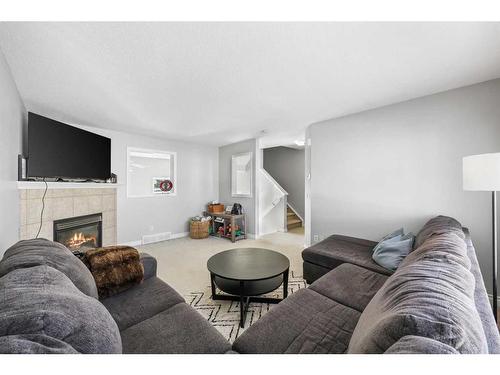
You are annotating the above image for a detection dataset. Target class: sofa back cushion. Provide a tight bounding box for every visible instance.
[348,228,488,354]
[0,265,121,354]
[414,215,464,249]
[401,229,472,270]
[0,239,98,299]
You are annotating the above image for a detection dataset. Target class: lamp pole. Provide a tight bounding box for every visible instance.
[493,191,498,322]
[463,153,500,323]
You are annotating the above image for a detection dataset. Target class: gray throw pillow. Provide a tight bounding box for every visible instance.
[0,239,98,299]
[0,265,122,354]
[372,232,414,271]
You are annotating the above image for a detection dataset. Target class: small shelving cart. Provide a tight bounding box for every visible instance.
[206,212,246,243]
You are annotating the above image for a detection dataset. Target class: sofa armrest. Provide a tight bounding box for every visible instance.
[384,336,459,354]
[140,252,157,280]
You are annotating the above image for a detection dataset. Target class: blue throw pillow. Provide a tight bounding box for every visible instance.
[372,228,404,254]
[372,232,415,271]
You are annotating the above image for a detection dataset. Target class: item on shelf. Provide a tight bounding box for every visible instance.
[214,217,225,224]
[191,215,212,222]
[231,203,242,215]
[208,202,225,214]
[227,224,240,234]
[106,173,117,184]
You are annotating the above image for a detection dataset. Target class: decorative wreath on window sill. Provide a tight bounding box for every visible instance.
[159,179,174,192]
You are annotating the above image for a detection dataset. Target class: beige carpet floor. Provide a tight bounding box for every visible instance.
[137,227,305,296]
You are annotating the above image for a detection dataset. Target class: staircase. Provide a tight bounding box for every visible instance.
[259,169,288,235]
[287,206,302,230]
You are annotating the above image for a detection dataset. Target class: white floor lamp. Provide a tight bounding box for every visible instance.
[463,153,500,322]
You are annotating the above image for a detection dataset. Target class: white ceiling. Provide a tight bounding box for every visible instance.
[1,22,500,147]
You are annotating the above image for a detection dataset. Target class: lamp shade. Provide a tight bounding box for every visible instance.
[463,153,500,191]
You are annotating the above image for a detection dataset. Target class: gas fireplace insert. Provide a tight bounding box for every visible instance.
[53,213,102,252]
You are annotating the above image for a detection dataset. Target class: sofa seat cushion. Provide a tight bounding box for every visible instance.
[0,265,121,354]
[0,239,98,299]
[101,276,185,331]
[309,263,388,312]
[348,231,488,354]
[120,303,231,354]
[232,289,361,354]
[302,235,392,276]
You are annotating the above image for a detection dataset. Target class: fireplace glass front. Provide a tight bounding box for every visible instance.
[53,213,102,252]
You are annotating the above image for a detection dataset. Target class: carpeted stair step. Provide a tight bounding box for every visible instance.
[287,218,302,230]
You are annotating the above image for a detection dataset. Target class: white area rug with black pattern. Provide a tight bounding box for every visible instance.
[184,271,307,343]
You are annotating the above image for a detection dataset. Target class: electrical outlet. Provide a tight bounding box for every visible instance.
[313,234,319,242]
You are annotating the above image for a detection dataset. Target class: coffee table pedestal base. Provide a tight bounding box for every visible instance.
[210,271,289,328]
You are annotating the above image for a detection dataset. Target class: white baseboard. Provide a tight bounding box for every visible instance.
[257,230,277,236]
[126,231,257,245]
[171,231,189,240]
[122,240,142,247]
[122,231,189,247]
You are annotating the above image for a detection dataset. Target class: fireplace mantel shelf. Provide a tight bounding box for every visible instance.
[17,181,121,190]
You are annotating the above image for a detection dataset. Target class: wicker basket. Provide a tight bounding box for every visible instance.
[190,220,210,239]
[207,203,225,214]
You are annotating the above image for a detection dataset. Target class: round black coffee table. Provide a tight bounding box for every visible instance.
[207,248,290,328]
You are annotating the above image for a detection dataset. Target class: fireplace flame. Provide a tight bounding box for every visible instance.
[66,232,97,249]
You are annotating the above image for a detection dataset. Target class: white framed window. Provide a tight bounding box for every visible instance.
[127,147,177,198]
[231,152,253,198]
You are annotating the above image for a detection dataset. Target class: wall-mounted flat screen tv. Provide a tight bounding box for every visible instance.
[27,112,111,180]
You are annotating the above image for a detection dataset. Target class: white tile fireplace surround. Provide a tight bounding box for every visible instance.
[19,184,117,247]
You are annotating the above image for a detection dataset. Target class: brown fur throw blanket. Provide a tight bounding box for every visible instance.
[84,246,144,299]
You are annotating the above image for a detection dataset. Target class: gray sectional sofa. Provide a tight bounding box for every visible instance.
[0,239,231,354]
[302,235,392,284]
[0,215,498,354]
[233,216,500,354]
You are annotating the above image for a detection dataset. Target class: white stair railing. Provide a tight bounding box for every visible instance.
[259,169,288,235]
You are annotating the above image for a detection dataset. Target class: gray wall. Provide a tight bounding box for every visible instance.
[263,146,305,219]
[70,124,219,244]
[0,48,24,255]
[219,139,257,235]
[309,78,500,293]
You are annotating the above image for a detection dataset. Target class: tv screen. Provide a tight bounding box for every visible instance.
[27,112,111,180]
